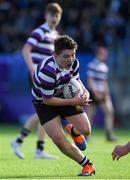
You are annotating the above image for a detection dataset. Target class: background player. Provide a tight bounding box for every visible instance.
[11,2,62,159]
[86,47,117,141]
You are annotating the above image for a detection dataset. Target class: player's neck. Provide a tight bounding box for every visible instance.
[53,55,63,70]
[48,24,56,31]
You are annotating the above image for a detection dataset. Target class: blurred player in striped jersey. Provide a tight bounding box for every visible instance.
[11,3,62,159]
[86,47,117,141]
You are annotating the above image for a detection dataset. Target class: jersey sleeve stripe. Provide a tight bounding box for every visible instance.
[40,88,54,97]
[40,68,56,80]
[27,38,38,46]
[32,28,44,41]
[40,80,55,90]
[33,46,53,55]
[38,72,55,83]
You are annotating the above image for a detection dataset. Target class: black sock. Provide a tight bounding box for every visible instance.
[79,156,89,166]
[20,128,31,137]
[16,128,30,143]
[16,138,23,144]
[37,140,44,151]
[71,127,80,137]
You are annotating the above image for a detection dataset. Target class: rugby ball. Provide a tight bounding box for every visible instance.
[63,78,83,99]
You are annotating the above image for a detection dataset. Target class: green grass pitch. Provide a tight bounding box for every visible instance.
[0,125,130,179]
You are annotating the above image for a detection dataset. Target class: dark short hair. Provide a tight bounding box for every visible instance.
[54,35,78,55]
[45,3,63,15]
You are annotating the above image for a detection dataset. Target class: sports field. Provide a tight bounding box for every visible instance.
[0,125,130,179]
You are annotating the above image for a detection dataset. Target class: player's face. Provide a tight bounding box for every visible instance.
[98,53,108,62]
[55,49,76,70]
[45,13,61,29]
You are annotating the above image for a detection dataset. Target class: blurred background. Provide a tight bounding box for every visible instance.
[0,0,130,127]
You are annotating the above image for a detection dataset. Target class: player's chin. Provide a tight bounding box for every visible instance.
[66,63,73,69]
[54,21,59,25]
[66,66,71,70]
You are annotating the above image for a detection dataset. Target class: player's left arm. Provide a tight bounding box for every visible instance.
[72,58,90,101]
[77,79,90,100]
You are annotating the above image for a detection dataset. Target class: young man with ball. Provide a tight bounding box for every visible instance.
[32,35,95,176]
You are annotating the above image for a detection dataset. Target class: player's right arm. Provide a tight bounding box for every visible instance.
[22,27,45,79]
[43,91,89,107]
[22,43,34,79]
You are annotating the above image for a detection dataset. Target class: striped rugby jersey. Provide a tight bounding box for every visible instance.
[32,56,80,100]
[27,22,58,65]
[87,58,108,92]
